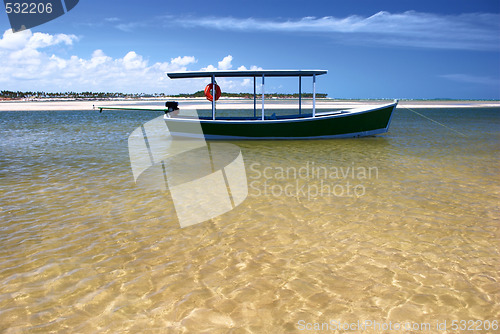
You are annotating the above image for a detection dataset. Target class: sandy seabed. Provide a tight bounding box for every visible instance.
[1,98,498,333]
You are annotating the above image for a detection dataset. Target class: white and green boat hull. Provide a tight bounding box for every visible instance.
[164,102,397,140]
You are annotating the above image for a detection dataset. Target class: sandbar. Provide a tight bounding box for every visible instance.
[0,98,498,111]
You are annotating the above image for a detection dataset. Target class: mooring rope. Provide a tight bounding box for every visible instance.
[401,105,468,138]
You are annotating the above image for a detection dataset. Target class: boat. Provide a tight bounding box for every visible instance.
[99,69,398,139]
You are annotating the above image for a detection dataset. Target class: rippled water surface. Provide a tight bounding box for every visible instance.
[0,106,499,333]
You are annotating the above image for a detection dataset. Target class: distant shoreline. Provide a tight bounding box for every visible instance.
[0,98,499,111]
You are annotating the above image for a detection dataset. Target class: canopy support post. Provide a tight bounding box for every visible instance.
[261,74,265,120]
[312,74,316,117]
[299,76,302,115]
[253,76,256,118]
[211,75,216,120]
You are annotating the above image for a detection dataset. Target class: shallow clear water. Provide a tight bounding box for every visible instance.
[0,106,499,333]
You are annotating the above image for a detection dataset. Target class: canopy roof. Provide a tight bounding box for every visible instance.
[167,69,327,79]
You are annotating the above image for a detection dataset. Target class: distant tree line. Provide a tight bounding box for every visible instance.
[0,90,327,100]
[0,90,168,99]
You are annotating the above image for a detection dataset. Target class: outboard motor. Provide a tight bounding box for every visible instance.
[165,101,179,114]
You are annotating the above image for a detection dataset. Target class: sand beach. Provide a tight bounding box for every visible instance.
[0,98,498,111]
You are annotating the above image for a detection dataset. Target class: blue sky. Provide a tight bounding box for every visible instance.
[0,0,499,99]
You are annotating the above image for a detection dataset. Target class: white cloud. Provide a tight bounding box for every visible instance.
[201,55,233,71]
[218,55,233,70]
[0,29,77,50]
[172,11,500,51]
[440,74,499,86]
[122,51,147,70]
[0,30,259,93]
[185,56,264,92]
[0,29,32,50]
[88,49,111,68]
[203,55,261,73]
[201,64,217,71]
[171,55,197,66]
[115,21,149,32]
[237,65,263,71]
[0,29,200,92]
[27,32,77,49]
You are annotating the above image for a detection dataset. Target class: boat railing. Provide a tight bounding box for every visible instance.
[170,105,325,121]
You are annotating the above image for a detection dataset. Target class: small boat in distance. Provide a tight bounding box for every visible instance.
[100,69,398,140]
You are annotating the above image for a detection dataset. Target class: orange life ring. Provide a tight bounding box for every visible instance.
[204,83,221,101]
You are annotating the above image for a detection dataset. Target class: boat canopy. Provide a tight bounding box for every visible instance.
[167,69,328,120]
[167,69,327,79]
